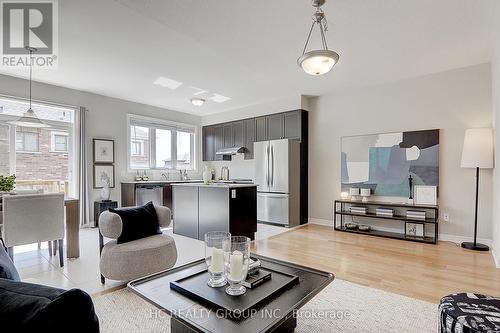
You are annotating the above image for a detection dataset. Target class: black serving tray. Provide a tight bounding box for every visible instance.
[170,266,299,320]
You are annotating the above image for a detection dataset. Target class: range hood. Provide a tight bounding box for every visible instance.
[215,147,246,155]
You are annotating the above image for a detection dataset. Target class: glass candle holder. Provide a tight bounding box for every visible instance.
[204,231,231,288]
[222,236,251,296]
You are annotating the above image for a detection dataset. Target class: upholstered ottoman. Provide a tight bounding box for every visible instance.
[439,293,500,333]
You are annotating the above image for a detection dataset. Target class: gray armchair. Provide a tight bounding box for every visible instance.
[98,205,177,284]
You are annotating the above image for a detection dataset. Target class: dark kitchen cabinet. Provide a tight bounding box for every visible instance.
[232,121,244,148]
[283,111,301,140]
[267,113,284,140]
[223,123,233,148]
[255,117,267,142]
[202,126,215,161]
[214,125,224,161]
[244,118,256,159]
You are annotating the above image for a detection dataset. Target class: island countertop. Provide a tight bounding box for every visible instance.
[171,183,257,189]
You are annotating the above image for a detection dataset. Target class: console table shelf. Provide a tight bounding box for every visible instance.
[334,199,439,244]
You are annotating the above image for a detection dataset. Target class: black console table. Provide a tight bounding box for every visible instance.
[334,199,439,244]
[94,200,118,226]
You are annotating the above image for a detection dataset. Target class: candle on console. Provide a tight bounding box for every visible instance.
[210,248,224,273]
[229,250,244,281]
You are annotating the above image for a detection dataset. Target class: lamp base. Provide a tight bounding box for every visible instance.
[461,242,489,251]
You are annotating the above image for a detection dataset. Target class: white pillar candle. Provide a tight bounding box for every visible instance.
[210,248,224,273]
[229,250,244,281]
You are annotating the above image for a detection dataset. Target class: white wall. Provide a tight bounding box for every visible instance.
[491,2,500,266]
[0,74,202,223]
[308,64,493,240]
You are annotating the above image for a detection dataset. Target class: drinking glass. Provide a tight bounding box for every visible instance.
[204,231,231,287]
[222,236,251,296]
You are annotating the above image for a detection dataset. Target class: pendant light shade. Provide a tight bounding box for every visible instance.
[8,46,50,128]
[298,0,339,75]
[298,49,339,76]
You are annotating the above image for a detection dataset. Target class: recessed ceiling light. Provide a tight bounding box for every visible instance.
[153,76,183,90]
[210,94,231,103]
[191,97,205,106]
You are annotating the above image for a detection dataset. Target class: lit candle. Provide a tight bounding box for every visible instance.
[210,248,224,273]
[230,250,244,281]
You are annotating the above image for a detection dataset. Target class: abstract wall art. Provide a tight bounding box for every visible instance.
[341,129,439,197]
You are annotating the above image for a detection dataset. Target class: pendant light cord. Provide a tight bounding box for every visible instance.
[301,7,329,55]
[29,49,32,110]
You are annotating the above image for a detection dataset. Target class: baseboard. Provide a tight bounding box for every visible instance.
[308,218,333,226]
[492,245,500,268]
[438,233,493,247]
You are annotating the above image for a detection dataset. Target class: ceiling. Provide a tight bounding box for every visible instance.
[0,0,496,116]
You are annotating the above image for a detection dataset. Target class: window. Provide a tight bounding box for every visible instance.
[16,131,39,152]
[128,115,196,171]
[131,140,143,156]
[51,131,69,152]
[0,96,76,196]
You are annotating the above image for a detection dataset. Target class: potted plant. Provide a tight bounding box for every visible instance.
[0,174,16,194]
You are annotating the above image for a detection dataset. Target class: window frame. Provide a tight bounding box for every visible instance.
[127,114,198,171]
[50,130,69,152]
[16,131,40,153]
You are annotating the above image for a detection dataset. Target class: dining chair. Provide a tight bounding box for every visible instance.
[1,193,65,266]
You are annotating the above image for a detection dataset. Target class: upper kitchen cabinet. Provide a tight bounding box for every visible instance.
[244,118,256,159]
[232,121,244,148]
[283,111,301,140]
[213,125,224,161]
[255,116,267,142]
[201,110,307,161]
[223,123,233,148]
[202,126,215,161]
[267,113,284,140]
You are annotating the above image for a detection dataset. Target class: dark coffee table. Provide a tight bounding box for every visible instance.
[128,254,334,333]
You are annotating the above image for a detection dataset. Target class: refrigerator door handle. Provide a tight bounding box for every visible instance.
[271,143,274,187]
[265,144,270,187]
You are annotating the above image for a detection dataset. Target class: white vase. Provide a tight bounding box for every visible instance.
[203,166,211,183]
[100,186,111,201]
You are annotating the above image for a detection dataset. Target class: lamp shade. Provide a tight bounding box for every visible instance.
[460,128,494,169]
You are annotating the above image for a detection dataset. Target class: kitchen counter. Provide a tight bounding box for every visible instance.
[121,179,203,184]
[171,183,256,189]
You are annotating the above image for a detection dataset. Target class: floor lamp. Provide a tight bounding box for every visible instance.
[460,128,494,251]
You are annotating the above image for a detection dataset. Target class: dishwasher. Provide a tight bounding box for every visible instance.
[135,185,163,206]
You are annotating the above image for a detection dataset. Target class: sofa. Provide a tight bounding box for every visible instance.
[0,245,100,332]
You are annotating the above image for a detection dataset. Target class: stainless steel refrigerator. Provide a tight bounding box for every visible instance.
[254,139,300,227]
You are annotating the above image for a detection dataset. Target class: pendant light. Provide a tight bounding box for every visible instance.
[8,46,50,128]
[297,0,339,76]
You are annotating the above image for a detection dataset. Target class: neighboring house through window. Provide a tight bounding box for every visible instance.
[51,131,69,152]
[16,130,39,152]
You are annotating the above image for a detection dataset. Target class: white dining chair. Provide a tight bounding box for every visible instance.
[1,193,65,266]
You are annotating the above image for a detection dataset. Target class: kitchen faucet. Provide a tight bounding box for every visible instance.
[161,172,170,181]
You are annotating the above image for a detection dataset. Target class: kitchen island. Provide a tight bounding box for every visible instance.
[172,183,257,241]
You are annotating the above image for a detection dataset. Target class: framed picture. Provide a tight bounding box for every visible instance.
[405,222,424,238]
[93,139,114,164]
[414,185,437,205]
[94,164,115,189]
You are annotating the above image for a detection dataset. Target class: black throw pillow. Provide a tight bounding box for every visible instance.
[0,246,20,281]
[110,201,161,244]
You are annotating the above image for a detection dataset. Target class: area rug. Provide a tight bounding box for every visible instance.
[92,279,438,333]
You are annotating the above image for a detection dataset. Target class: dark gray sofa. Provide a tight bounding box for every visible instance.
[0,245,100,332]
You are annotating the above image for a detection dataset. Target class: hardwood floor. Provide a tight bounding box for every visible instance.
[251,224,500,303]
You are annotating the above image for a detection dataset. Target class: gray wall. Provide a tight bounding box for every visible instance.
[0,74,202,223]
[308,64,493,241]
